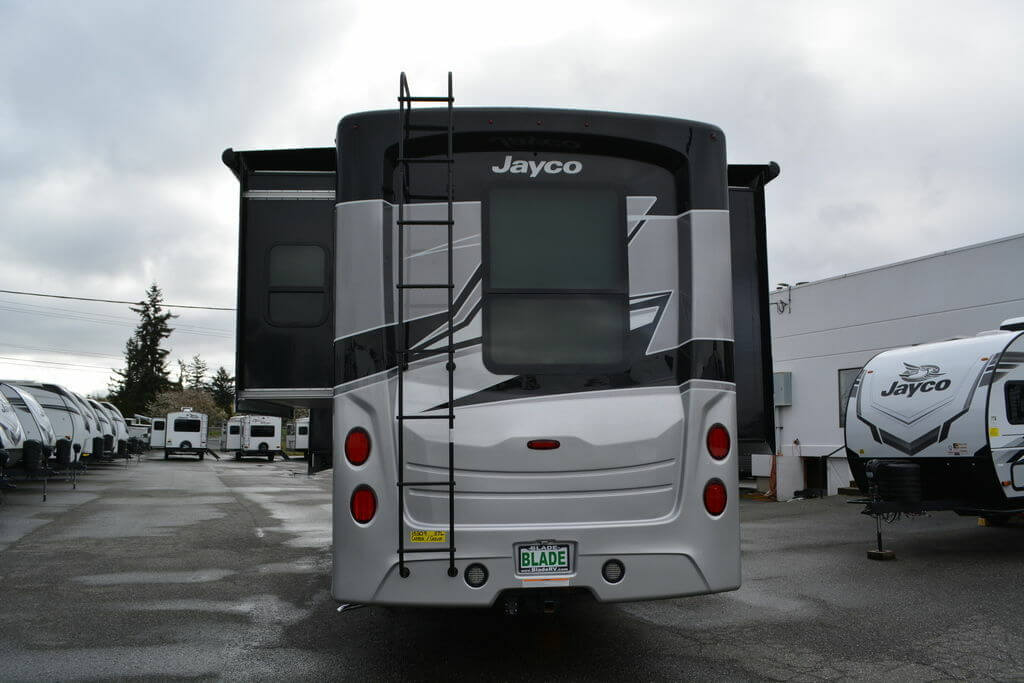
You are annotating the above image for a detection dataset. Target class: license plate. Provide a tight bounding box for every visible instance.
[515,542,573,576]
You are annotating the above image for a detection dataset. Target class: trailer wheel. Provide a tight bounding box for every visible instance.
[198,452,204,461]
[23,441,44,472]
[164,449,170,460]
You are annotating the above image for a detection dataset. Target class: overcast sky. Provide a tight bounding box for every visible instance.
[1,0,1021,395]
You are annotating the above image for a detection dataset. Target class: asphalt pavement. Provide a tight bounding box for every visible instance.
[1,453,1023,681]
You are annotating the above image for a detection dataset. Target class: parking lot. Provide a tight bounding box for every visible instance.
[1,455,1023,681]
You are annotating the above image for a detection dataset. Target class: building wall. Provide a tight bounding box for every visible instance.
[768,233,1024,499]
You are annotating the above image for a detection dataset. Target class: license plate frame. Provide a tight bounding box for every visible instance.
[514,541,574,576]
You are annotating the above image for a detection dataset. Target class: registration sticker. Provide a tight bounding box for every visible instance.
[409,530,446,543]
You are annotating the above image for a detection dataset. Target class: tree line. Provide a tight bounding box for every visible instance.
[106,284,234,423]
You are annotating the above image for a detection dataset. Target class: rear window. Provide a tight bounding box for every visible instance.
[228,425,240,435]
[250,425,275,437]
[174,419,201,433]
[267,244,328,327]
[298,426,308,435]
[483,186,627,373]
[1006,382,1024,424]
[153,420,165,430]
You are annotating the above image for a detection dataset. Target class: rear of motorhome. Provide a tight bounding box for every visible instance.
[847,321,1024,519]
[163,410,209,459]
[225,79,777,607]
[237,415,282,460]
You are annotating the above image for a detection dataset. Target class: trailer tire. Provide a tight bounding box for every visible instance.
[23,441,44,472]
[164,449,170,460]
[198,452,204,461]
[55,440,72,466]
[877,462,923,504]
[268,453,275,462]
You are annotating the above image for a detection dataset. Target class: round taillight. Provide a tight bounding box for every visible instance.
[345,428,371,466]
[704,479,727,516]
[706,424,730,460]
[464,563,489,588]
[350,486,377,523]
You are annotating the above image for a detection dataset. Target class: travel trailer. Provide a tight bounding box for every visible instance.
[846,318,1024,520]
[0,391,26,470]
[236,415,282,460]
[68,392,100,458]
[224,415,244,451]
[224,75,777,608]
[7,381,88,466]
[288,417,310,453]
[149,416,166,449]
[86,398,115,456]
[0,383,57,471]
[163,409,209,459]
[127,416,152,446]
[101,401,130,457]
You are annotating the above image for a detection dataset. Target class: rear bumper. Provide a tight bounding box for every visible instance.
[344,551,722,607]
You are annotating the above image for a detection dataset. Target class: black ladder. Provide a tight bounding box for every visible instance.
[396,72,457,579]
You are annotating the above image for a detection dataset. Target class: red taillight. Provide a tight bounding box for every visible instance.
[704,479,727,516]
[350,486,377,523]
[706,424,730,460]
[527,439,560,450]
[345,428,371,466]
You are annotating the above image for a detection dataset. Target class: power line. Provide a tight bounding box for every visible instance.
[0,342,122,359]
[0,359,110,374]
[0,288,235,311]
[0,298,232,334]
[0,355,112,370]
[0,304,233,339]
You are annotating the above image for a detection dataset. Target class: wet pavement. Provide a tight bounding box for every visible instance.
[1,454,1023,681]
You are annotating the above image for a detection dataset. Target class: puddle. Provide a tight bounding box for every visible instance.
[74,569,236,585]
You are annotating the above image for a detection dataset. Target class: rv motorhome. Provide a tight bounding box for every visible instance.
[224,76,777,608]
[163,409,209,459]
[846,319,1024,521]
[236,415,282,461]
[0,383,57,471]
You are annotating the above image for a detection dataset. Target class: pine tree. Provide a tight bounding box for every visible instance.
[209,366,235,415]
[109,283,176,416]
[185,354,209,390]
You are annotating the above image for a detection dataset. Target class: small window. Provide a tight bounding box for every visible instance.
[228,425,240,435]
[298,426,308,435]
[153,420,165,430]
[267,244,328,327]
[1006,382,1024,425]
[838,368,862,428]
[250,425,275,437]
[174,419,201,433]
[483,186,627,373]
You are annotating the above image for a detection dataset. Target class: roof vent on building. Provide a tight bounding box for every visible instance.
[1000,317,1024,332]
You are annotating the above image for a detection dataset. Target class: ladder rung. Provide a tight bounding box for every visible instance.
[397,219,453,226]
[398,283,453,290]
[398,415,454,421]
[406,124,449,132]
[401,547,457,554]
[399,481,454,487]
[399,96,453,103]
[398,157,454,164]
[404,194,451,201]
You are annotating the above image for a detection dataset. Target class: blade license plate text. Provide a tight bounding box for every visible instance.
[516,543,572,575]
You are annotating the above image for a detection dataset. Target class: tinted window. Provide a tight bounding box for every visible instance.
[228,425,240,435]
[484,186,627,373]
[298,426,308,435]
[838,368,861,428]
[267,244,328,327]
[174,419,201,433]
[153,420,165,430]
[1006,382,1024,425]
[269,245,325,287]
[251,425,275,437]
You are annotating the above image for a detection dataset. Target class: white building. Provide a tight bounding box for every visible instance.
[768,233,1024,499]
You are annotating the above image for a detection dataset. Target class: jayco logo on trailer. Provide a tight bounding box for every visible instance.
[880,362,951,397]
[491,155,582,177]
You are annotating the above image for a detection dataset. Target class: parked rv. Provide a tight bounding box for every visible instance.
[101,401,130,457]
[150,416,166,450]
[163,410,209,459]
[7,381,87,467]
[0,390,26,471]
[290,417,310,453]
[0,383,57,472]
[70,393,102,459]
[126,416,152,449]
[846,318,1024,521]
[86,398,115,457]
[236,415,282,461]
[224,77,778,608]
[224,415,244,452]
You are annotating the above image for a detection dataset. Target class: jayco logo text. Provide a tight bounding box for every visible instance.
[491,155,582,177]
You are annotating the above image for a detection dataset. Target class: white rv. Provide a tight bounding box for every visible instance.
[150,416,166,450]
[224,415,244,451]
[86,398,115,456]
[100,401,130,457]
[163,409,209,459]
[291,417,310,453]
[126,416,152,446]
[68,392,100,458]
[8,382,88,467]
[236,415,282,461]
[225,80,779,608]
[0,383,57,471]
[846,319,1024,519]
[0,391,26,470]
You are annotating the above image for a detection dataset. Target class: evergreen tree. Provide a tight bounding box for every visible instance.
[209,366,235,415]
[185,354,209,390]
[109,284,176,416]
